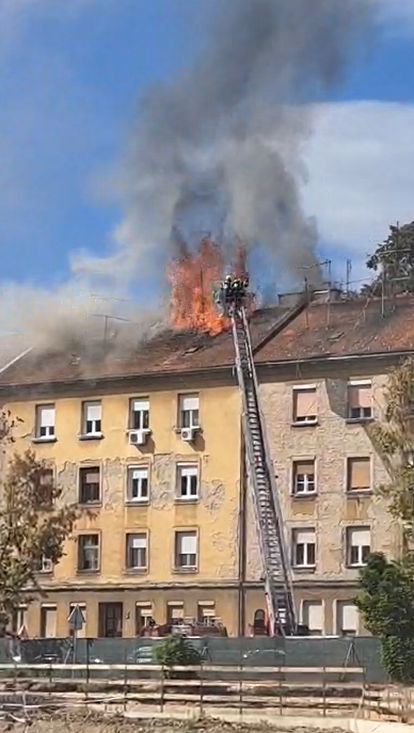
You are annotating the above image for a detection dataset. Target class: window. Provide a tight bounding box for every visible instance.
[135,603,154,633]
[336,601,358,635]
[39,468,54,505]
[347,457,371,492]
[33,555,53,573]
[167,602,184,623]
[78,534,100,572]
[79,466,100,503]
[35,404,55,439]
[175,531,197,569]
[292,460,316,495]
[198,601,216,625]
[82,401,102,436]
[302,600,323,635]
[178,394,199,429]
[130,398,150,430]
[126,533,148,570]
[68,604,86,638]
[126,466,149,502]
[347,381,372,420]
[292,387,317,424]
[176,464,198,500]
[11,606,28,635]
[40,605,57,638]
[346,527,370,567]
[292,528,316,567]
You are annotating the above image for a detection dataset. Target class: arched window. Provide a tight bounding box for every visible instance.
[253,609,266,628]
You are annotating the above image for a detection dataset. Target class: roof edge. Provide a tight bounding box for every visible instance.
[0,347,33,378]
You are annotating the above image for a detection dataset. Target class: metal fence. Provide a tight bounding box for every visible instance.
[0,635,387,683]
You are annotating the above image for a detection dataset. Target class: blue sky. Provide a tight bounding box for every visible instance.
[0,0,414,329]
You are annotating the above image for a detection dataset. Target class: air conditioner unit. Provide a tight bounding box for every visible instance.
[128,429,150,446]
[181,427,196,442]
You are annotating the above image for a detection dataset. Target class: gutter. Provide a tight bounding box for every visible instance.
[256,348,414,370]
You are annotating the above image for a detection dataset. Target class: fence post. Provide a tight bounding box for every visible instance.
[199,657,204,719]
[278,666,283,715]
[322,665,326,717]
[160,665,165,713]
[123,648,128,714]
[238,639,243,720]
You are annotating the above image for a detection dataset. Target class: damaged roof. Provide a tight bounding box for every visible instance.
[1,296,414,388]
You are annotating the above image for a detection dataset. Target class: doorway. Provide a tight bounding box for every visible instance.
[98,602,123,638]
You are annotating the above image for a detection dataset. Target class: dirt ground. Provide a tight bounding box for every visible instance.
[0,712,349,733]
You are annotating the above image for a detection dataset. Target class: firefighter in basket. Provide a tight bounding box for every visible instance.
[220,275,249,310]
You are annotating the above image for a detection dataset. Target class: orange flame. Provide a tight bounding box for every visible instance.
[168,237,229,335]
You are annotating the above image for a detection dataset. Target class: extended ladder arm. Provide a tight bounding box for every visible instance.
[231,305,297,635]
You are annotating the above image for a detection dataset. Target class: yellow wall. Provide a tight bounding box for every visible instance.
[5,384,242,587]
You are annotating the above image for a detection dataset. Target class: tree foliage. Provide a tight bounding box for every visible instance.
[0,411,77,626]
[154,635,201,678]
[356,553,414,682]
[355,359,414,681]
[368,357,414,540]
[363,221,414,296]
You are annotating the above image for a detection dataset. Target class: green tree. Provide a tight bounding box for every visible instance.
[355,358,414,681]
[363,221,414,296]
[0,411,78,629]
[356,553,414,682]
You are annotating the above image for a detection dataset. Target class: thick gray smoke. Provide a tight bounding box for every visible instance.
[76,0,372,296]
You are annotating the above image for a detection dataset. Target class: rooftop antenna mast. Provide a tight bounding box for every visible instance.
[346,260,352,297]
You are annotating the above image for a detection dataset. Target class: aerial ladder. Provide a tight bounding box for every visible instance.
[219,277,297,636]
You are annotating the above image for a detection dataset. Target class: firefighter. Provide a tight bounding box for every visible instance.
[222,274,233,301]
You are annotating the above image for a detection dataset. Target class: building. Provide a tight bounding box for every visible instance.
[0,292,411,637]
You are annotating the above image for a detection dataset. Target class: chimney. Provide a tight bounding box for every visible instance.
[278,291,304,308]
[311,286,343,303]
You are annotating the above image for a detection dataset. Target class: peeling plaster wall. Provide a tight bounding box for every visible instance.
[246,369,398,585]
[5,385,242,589]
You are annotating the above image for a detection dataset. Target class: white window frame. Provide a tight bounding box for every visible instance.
[292,528,316,568]
[292,459,316,495]
[346,456,372,493]
[178,394,200,429]
[127,466,149,503]
[347,380,373,421]
[34,555,53,573]
[82,401,102,436]
[129,398,150,431]
[301,600,324,635]
[78,534,100,572]
[292,385,318,425]
[346,526,371,567]
[175,531,198,569]
[336,600,359,636]
[126,533,148,571]
[176,463,199,500]
[35,404,56,439]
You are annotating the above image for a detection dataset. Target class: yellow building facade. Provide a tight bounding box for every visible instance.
[4,372,244,638]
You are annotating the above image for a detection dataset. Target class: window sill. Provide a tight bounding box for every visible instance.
[77,502,102,508]
[173,426,202,434]
[172,567,198,574]
[124,568,148,575]
[291,421,319,428]
[346,563,367,569]
[346,490,373,498]
[78,433,104,441]
[125,500,150,507]
[32,436,57,444]
[345,418,373,425]
[76,569,100,575]
[174,497,199,505]
[292,565,316,573]
[291,493,317,500]
[33,570,53,576]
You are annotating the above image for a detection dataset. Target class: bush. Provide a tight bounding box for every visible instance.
[356,553,414,682]
[154,635,201,677]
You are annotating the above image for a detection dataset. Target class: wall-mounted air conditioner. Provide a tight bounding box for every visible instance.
[128,429,151,446]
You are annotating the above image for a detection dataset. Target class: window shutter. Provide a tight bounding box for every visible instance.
[295,390,316,416]
[179,533,196,554]
[180,465,198,478]
[86,403,101,421]
[40,407,55,426]
[294,461,315,475]
[341,603,357,631]
[131,468,147,480]
[349,458,370,489]
[181,396,198,411]
[304,601,323,630]
[295,529,315,545]
[132,399,149,412]
[350,528,370,546]
[85,471,99,483]
[131,535,146,549]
